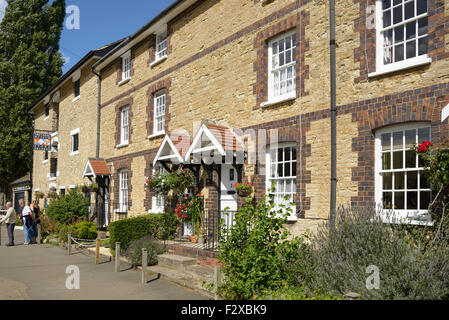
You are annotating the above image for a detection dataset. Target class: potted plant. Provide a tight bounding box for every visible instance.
[80,183,91,193]
[91,183,99,192]
[235,182,254,197]
[47,191,58,199]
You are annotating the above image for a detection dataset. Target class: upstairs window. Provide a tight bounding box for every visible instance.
[121,51,131,81]
[375,123,432,225]
[153,91,166,135]
[268,31,296,103]
[44,150,49,161]
[45,103,50,118]
[376,0,429,74]
[71,129,79,155]
[120,106,130,145]
[156,32,167,61]
[74,79,80,99]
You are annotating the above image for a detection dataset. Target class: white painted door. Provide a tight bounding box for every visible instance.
[220,164,238,229]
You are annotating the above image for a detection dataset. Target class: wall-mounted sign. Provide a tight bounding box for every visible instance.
[13,186,31,192]
[33,133,52,151]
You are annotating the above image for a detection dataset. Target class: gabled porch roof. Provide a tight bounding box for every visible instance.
[153,135,191,167]
[185,123,244,162]
[83,159,111,178]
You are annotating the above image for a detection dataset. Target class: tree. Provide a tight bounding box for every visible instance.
[0,0,66,188]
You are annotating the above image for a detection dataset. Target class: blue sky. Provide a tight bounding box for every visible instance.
[0,0,176,73]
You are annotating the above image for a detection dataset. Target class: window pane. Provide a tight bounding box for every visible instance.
[395,192,405,209]
[285,163,291,177]
[393,131,403,149]
[420,191,431,210]
[393,151,403,169]
[393,0,401,5]
[394,26,404,43]
[292,163,297,177]
[382,133,391,151]
[393,5,403,24]
[406,150,416,168]
[278,149,283,162]
[405,1,415,20]
[407,171,418,189]
[383,172,393,190]
[420,174,431,189]
[383,153,391,170]
[278,163,284,177]
[407,191,418,210]
[383,192,393,209]
[405,129,416,147]
[383,9,392,28]
[395,44,404,62]
[418,37,428,55]
[417,0,427,15]
[406,41,416,59]
[418,127,430,143]
[382,0,391,10]
[285,147,291,161]
[418,17,428,36]
[272,42,278,54]
[395,172,405,190]
[406,22,416,40]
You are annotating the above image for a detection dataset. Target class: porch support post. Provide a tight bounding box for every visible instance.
[232,163,243,183]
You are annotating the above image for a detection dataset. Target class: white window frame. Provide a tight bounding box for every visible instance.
[153,91,166,136]
[155,32,168,62]
[120,51,131,84]
[263,31,297,107]
[375,122,433,225]
[117,170,129,213]
[70,128,80,156]
[118,106,130,147]
[150,164,165,214]
[371,0,431,77]
[266,143,297,221]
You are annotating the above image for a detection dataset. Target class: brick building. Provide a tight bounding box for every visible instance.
[30,0,449,238]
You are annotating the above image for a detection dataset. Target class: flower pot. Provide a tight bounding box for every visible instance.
[197,237,206,244]
[237,189,252,197]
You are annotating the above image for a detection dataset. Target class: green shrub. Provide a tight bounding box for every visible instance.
[46,188,89,224]
[109,213,177,256]
[286,207,449,300]
[71,221,98,240]
[217,192,301,300]
[15,216,23,226]
[256,285,343,300]
[125,235,164,267]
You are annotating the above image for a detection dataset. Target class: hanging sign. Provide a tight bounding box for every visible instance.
[33,133,52,151]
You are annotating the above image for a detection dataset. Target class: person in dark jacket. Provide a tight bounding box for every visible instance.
[30,200,40,244]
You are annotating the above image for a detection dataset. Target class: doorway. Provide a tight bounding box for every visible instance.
[220,164,238,230]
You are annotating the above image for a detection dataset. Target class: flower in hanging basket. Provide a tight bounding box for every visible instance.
[235,182,254,197]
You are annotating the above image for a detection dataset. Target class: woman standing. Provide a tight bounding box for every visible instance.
[30,200,40,244]
[19,199,34,245]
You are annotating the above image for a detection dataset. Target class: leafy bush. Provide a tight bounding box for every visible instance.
[125,235,164,267]
[217,193,301,300]
[46,188,89,224]
[71,221,98,240]
[109,213,177,256]
[286,207,449,300]
[256,285,343,300]
[39,213,58,242]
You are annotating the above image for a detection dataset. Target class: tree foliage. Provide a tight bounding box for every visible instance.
[0,0,66,186]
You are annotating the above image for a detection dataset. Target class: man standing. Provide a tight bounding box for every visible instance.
[0,202,17,247]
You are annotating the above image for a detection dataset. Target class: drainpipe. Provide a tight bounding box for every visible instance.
[329,0,337,226]
[91,66,102,159]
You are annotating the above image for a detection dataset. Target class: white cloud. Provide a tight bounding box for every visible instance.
[0,0,7,23]
[62,53,70,65]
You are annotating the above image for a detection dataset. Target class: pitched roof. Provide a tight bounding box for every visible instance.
[83,159,111,178]
[206,124,244,152]
[170,135,191,158]
[11,173,31,186]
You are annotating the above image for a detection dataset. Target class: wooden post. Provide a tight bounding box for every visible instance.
[214,266,222,300]
[115,242,120,273]
[67,232,72,255]
[95,238,100,265]
[141,248,147,284]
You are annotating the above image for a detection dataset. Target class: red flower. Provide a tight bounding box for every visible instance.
[180,178,184,182]
[418,141,433,154]
[182,214,187,219]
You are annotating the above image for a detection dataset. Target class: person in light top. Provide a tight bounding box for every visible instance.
[18,199,35,245]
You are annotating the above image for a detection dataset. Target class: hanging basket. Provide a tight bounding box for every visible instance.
[237,189,252,197]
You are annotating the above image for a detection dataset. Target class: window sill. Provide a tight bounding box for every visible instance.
[114,209,128,214]
[118,77,131,86]
[42,160,49,164]
[261,95,297,108]
[368,56,432,78]
[149,56,167,68]
[148,210,164,214]
[48,177,57,182]
[44,116,49,121]
[148,132,165,140]
[70,151,79,157]
[116,142,129,149]
[72,96,81,103]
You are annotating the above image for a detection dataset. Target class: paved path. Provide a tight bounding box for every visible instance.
[0,225,207,300]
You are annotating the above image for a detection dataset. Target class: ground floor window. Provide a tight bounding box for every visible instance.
[119,170,129,212]
[375,122,432,224]
[151,164,165,213]
[266,143,297,219]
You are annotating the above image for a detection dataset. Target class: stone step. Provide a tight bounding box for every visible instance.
[157,254,198,271]
[147,265,215,299]
[184,264,215,282]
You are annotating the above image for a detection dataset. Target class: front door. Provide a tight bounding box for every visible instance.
[220,164,238,229]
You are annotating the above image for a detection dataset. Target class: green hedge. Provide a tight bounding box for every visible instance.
[109,213,177,255]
